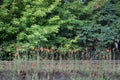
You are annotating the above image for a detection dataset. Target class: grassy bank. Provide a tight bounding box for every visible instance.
[0,60,120,80]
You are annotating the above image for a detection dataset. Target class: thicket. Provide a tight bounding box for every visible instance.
[0,0,120,60]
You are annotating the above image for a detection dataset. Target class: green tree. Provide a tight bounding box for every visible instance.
[0,0,120,60]
[0,0,61,59]
[77,0,120,49]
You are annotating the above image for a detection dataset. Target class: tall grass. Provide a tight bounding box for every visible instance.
[0,47,120,80]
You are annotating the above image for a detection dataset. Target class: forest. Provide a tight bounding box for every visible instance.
[0,0,120,60]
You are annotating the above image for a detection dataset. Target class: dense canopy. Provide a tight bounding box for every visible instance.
[0,0,120,60]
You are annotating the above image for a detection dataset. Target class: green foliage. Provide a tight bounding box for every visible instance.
[0,0,61,59]
[77,0,120,50]
[0,0,120,60]
[78,24,119,48]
